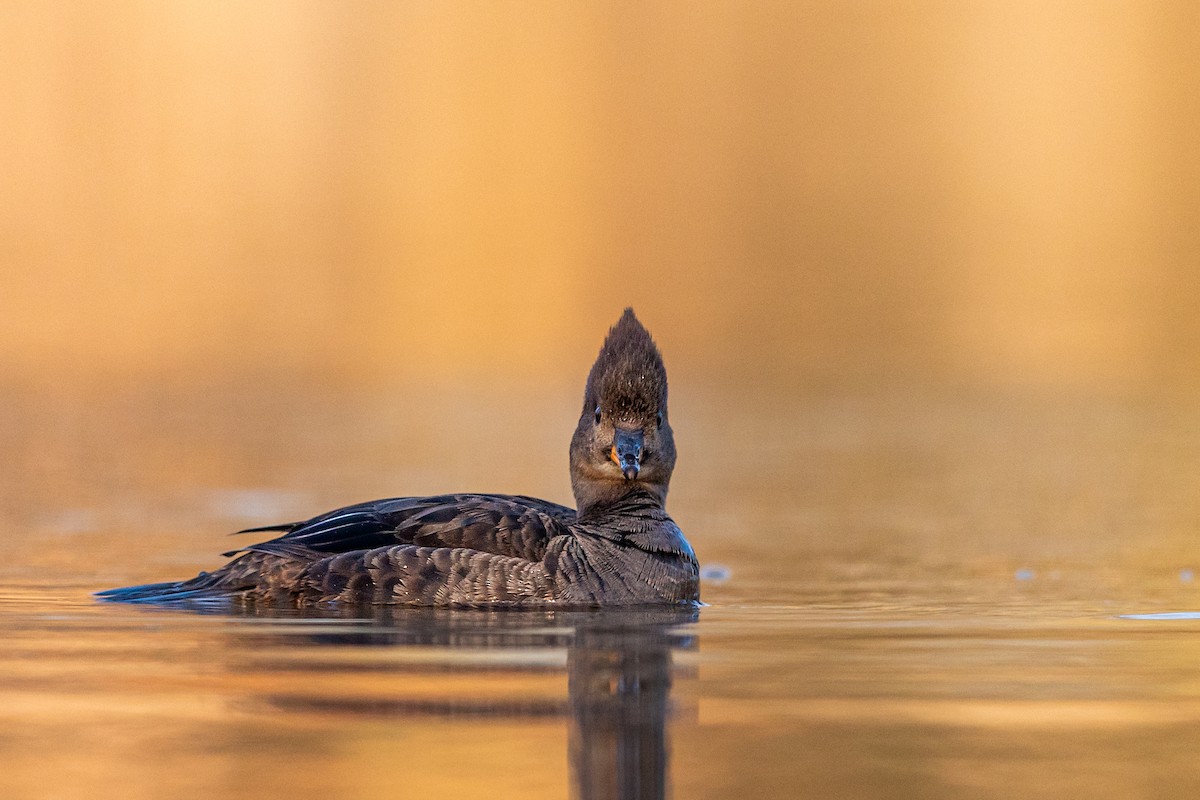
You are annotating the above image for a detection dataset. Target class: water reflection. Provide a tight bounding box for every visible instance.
[568,613,689,800]
[207,606,697,800]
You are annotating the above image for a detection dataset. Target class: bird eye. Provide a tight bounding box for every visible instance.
[656,411,663,428]
[594,406,602,425]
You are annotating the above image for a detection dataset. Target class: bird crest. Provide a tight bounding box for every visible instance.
[584,308,667,420]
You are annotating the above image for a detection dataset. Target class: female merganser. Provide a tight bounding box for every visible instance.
[98,309,699,607]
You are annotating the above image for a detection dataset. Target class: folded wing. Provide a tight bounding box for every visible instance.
[228,493,576,562]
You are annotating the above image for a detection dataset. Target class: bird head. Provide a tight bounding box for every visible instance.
[570,308,676,515]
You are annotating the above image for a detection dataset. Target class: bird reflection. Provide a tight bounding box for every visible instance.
[208,605,697,800]
[568,615,683,800]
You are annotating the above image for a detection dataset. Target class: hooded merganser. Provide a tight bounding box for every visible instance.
[97,309,699,607]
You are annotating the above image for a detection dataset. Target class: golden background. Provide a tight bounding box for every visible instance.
[4,7,1200,800]
[3,1,1197,393]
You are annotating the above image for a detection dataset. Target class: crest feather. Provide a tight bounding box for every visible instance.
[583,309,667,418]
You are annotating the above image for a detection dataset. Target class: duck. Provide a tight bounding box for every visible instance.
[97,309,700,607]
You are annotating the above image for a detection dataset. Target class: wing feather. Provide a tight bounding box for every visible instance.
[230,494,575,562]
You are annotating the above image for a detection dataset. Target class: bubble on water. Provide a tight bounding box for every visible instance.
[700,564,731,583]
[1014,568,1035,582]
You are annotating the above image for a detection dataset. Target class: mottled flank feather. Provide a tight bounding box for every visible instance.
[98,309,699,608]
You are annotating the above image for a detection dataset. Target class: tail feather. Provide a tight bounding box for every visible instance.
[96,551,319,606]
[95,571,234,605]
[93,578,223,604]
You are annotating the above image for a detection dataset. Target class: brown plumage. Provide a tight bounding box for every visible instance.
[97,309,700,607]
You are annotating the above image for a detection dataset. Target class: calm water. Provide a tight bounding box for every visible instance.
[5,381,1200,799]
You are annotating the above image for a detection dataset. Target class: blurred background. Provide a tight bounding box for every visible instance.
[4,0,1199,582]
[2,1,1196,396]
[3,6,1200,799]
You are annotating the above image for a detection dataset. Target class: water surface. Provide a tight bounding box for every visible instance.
[5,383,1200,799]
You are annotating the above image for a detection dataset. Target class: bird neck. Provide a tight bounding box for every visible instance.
[574,482,668,522]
